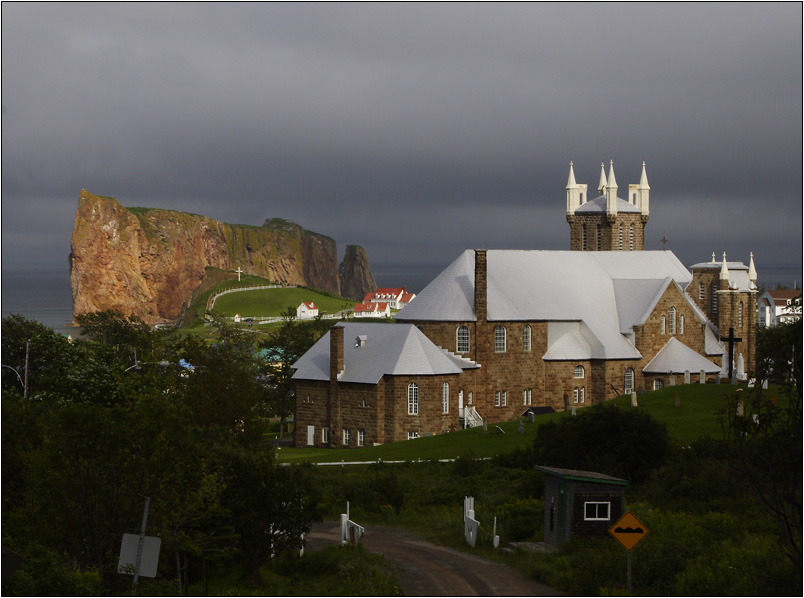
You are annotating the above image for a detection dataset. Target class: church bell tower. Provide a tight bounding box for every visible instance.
[566,161,650,251]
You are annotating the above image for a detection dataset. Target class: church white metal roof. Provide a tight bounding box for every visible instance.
[575,195,642,213]
[642,337,721,374]
[292,322,479,385]
[395,250,696,360]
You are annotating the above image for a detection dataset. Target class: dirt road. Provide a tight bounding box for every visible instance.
[305,521,562,596]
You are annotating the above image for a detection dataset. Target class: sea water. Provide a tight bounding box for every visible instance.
[1,268,75,335]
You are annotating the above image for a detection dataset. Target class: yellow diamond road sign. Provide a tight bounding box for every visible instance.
[609,511,650,551]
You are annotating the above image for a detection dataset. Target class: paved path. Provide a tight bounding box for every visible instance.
[305,521,562,596]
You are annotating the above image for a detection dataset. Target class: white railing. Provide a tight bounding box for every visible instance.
[463,406,483,429]
[207,284,286,312]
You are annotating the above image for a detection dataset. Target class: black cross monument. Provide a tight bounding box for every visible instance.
[720,327,742,381]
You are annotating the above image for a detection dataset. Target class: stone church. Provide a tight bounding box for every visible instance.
[292,161,757,448]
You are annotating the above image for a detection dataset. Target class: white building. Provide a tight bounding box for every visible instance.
[758,290,801,327]
[297,302,319,320]
[353,301,390,318]
[363,287,416,310]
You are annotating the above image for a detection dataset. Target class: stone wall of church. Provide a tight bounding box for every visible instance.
[568,213,645,251]
[384,373,467,442]
[716,288,757,375]
[690,268,720,321]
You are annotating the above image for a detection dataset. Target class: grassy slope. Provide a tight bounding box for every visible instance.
[279,382,752,464]
[212,287,354,317]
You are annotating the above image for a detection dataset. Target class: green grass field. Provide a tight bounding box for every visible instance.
[278,382,757,464]
[212,287,355,318]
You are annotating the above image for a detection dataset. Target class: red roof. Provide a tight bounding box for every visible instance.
[354,302,389,313]
[302,302,317,310]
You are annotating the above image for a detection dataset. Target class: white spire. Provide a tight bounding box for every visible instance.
[565,161,586,216]
[720,252,730,281]
[748,252,757,281]
[606,160,618,217]
[712,252,716,263]
[567,161,577,188]
[597,162,607,195]
[637,161,650,216]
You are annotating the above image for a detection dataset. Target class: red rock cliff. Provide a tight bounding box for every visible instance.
[69,190,367,325]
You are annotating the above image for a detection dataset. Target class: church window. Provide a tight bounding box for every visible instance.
[680,315,685,334]
[699,282,705,302]
[523,325,531,352]
[660,315,666,334]
[495,326,507,352]
[408,383,419,415]
[619,225,623,250]
[624,368,634,394]
[358,430,365,447]
[582,224,588,250]
[322,427,329,444]
[597,225,602,251]
[574,365,585,379]
[669,307,677,334]
[580,387,585,403]
[442,382,449,413]
[467,391,472,405]
[523,389,532,405]
[629,225,634,250]
[495,391,501,407]
[653,379,664,391]
[408,431,419,440]
[573,387,579,403]
[501,391,507,407]
[457,325,470,353]
[712,284,718,313]
[343,428,350,446]
[738,303,743,328]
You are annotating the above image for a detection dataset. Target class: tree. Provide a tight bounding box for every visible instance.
[722,318,802,565]
[532,403,671,483]
[258,308,326,438]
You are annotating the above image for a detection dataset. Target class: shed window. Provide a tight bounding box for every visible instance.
[584,501,611,521]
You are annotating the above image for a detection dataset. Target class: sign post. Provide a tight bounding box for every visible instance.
[609,511,650,596]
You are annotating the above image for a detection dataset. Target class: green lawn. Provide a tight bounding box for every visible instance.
[213,287,354,318]
[278,382,757,464]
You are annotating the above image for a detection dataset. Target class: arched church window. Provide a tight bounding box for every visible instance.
[660,315,666,334]
[624,368,634,394]
[669,307,677,334]
[574,365,585,379]
[573,387,579,403]
[442,382,449,414]
[680,315,685,334]
[494,326,507,352]
[457,325,470,353]
[523,325,531,352]
[580,387,585,403]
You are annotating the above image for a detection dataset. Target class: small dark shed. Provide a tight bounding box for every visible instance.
[535,465,629,546]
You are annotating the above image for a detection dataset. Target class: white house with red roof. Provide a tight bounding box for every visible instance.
[758,289,801,327]
[296,301,319,320]
[363,286,416,310]
[353,301,390,318]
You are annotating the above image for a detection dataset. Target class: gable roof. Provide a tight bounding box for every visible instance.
[396,250,693,360]
[292,322,480,385]
[534,465,629,485]
[642,337,721,374]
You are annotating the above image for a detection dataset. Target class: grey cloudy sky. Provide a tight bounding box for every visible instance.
[2,2,802,291]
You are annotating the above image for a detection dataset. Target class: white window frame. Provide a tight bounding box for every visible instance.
[679,315,685,334]
[624,368,634,394]
[580,387,585,403]
[501,391,507,407]
[699,282,705,302]
[574,365,584,379]
[738,302,743,328]
[457,325,470,353]
[669,307,677,334]
[322,427,329,444]
[584,501,611,521]
[523,389,532,405]
[629,224,634,250]
[495,391,501,407]
[442,382,449,414]
[619,225,623,250]
[408,383,419,415]
[573,387,579,404]
[495,325,507,352]
[358,430,365,447]
[407,431,419,440]
[343,428,350,446]
[523,325,531,352]
[654,379,664,391]
[660,315,666,334]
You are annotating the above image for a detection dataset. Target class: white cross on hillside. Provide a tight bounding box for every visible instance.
[235,266,243,282]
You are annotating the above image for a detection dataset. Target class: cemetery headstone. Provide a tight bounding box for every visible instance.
[684,370,690,384]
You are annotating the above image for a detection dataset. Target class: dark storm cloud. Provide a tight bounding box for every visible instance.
[2,3,801,286]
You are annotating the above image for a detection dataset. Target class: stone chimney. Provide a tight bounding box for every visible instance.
[330,325,344,381]
[474,250,488,324]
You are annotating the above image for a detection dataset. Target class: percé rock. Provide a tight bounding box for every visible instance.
[339,245,378,301]
[69,190,375,325]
